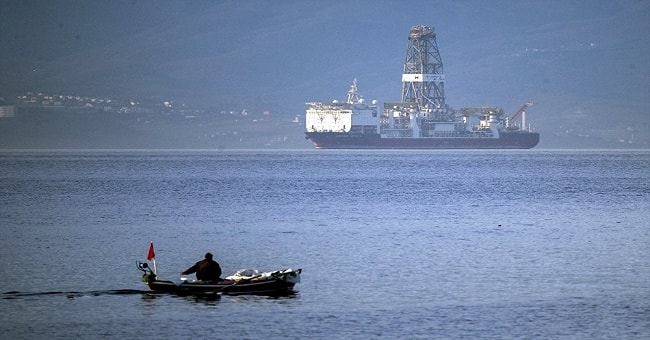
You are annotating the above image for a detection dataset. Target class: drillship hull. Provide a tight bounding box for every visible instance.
[306,131,540,149]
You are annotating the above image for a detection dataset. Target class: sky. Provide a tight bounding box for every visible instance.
[1,0,649,147]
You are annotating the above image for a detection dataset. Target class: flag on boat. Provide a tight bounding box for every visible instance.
[147,242,155,261]
[147,242,157,275]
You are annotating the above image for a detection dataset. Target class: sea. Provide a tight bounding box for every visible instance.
[1,149,648,339]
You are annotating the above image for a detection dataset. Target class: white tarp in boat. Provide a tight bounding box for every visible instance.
[225,268,301,283]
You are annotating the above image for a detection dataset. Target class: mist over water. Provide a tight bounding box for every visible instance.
[1,1,649,148]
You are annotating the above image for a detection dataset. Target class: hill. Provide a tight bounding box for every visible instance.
[1,1,648,148]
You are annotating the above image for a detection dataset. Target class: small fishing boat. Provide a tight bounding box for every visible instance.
[137,262,301,296]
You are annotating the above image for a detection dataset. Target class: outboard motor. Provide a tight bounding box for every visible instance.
[137,261,157,283]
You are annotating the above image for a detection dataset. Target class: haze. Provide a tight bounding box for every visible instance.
[1,0,648,148]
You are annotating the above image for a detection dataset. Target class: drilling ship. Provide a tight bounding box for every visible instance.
[305,25,540,149]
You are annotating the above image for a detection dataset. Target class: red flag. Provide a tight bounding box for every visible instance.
[147,242,155,261]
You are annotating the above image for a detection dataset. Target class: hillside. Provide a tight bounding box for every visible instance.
[1,1,648,149]
[0,106,310,150]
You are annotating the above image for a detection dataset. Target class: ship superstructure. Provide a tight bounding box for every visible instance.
[305,25,540,149]
[305,79,378,136]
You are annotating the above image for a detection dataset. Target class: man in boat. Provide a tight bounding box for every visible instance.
[181,252,222,282]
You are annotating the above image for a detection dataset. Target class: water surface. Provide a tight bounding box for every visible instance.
[1,150,648,338]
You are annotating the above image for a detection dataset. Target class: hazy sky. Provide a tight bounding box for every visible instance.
[1,0,648,145]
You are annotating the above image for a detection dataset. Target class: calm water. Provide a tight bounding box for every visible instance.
[1,150,649,339]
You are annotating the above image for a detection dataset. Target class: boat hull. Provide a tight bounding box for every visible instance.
[144,269,302,296]
[147,279,297,296]
[305,131,540,149]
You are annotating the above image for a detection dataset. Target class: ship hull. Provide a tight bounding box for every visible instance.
[306,131,540,149]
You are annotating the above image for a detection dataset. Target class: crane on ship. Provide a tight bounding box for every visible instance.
[506,102,534,131]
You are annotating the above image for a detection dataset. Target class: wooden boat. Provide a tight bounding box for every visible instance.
[137,262,301,296]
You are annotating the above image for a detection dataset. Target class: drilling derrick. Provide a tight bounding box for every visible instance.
[401,25,449,120]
